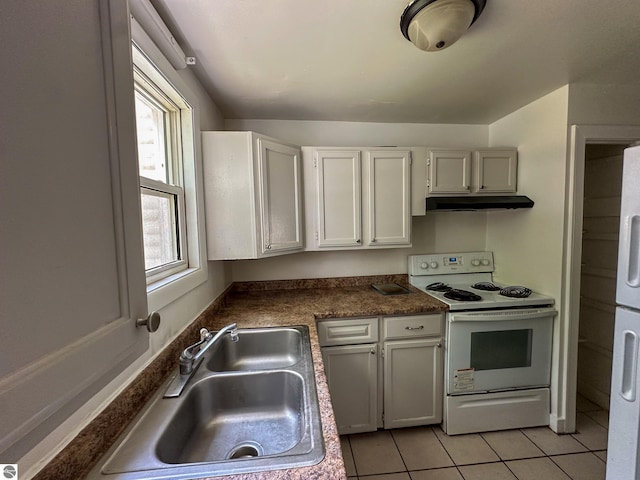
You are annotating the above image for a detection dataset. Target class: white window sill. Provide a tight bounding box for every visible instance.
[146,265,207,312]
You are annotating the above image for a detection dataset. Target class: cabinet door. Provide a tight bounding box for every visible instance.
[322,344,378,434]
[257,138,303,254]
[383,338,443,429]
[474,149,517,193]
[428,149,472,194]
[316,150,362,247]
[367,150,411,246]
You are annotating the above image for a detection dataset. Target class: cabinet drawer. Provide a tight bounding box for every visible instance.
[318,317,379,346]
[383,314,443,340]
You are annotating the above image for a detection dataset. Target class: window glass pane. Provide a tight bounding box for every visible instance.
[141,190,178,270]
[135,91,168,183]
[470,329,533,371]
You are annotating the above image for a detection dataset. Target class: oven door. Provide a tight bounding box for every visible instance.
[446,307,555,395]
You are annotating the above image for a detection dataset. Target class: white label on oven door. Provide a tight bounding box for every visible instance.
[454,368,475,392]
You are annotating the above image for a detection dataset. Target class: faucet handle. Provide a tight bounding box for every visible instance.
[199,328,211,341]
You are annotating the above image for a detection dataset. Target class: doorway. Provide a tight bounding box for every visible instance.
[576,144,626,411]
[562,125,640,436]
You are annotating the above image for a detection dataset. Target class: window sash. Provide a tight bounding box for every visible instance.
[140,177,187,283]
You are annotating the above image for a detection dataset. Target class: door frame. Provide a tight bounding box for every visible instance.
[562,124,640,432]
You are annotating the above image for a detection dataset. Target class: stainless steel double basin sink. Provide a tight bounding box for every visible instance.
[91,326,324,479]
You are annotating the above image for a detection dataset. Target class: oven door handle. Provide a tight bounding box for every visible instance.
[449,308,557,323]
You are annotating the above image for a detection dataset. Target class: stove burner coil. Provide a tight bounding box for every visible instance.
[499,286,532,298]
[471,282,500,291]
[444,289,482,302]
[426,282,451,292]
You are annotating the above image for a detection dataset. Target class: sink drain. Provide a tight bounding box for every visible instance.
[227,441,263,460]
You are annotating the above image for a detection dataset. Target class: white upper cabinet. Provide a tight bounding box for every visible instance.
[427,148,518,195]
[473,148,518,193]
[427,149,473,194]
[202,132,303,259]
[304,147,412,250]
[315,149,362,247]
[366,150,412,246]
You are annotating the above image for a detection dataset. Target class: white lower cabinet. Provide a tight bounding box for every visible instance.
[318,313,444,435]
[321,344,378,434]
[383,338,442,429]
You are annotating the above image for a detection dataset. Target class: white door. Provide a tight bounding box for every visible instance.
[321,343,378,434]
[258,138,303,254]
[607,307,640,479]
[366,150,411,246]
[316,150,362,247]
[383,338,443,428]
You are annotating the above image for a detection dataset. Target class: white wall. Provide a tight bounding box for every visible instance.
[230,213,488,281]
[568,83,640,125]
[225,119,490,281]
[487,86,570,430]
[487,86,570,291]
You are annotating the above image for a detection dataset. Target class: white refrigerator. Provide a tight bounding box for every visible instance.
[607,144,640,479]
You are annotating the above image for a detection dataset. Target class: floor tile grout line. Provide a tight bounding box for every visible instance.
[519,427,593,457]
[477,429,505,463]
[431,426,460,467]
[345,434,360,478]
[388,428,410,474]
[547,451,606,480]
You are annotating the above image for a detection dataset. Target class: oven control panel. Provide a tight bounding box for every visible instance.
[408,251,494,275]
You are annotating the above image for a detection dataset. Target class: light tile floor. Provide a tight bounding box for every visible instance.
[340,395,608,480]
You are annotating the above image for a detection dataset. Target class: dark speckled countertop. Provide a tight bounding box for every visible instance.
[34,275,447,480]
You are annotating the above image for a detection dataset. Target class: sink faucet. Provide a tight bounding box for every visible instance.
[164,323,238,398]
[179,323,239,375]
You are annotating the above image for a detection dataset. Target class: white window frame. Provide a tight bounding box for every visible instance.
[131,17,208,312]
[134,68,189,282]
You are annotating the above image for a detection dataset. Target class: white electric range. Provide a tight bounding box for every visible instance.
[408,251,557,435]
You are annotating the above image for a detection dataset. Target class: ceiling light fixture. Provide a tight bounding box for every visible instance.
[400,0,486,52]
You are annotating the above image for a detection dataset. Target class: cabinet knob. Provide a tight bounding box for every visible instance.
[137,311,161,333]
[437,343,443,348]
[370,348,376,355]
[371,238,376,243]
[405,325,424,331]
[265,243,272,250]
[356,239,361,244]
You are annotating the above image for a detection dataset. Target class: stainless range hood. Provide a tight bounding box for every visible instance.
[426,195,534,211]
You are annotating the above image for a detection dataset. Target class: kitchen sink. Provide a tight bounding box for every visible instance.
[157,371,305,464]
[206,327,302,372]
[90,326,324,480]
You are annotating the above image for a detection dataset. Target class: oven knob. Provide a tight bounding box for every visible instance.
[430,261,438,269]
[481,259,490,266]
[471,259,480,266]
[420,262,429,269]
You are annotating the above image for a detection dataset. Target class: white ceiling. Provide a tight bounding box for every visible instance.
[154,0,640,124]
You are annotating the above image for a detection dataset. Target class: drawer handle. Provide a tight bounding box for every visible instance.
[405,325,424,331]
